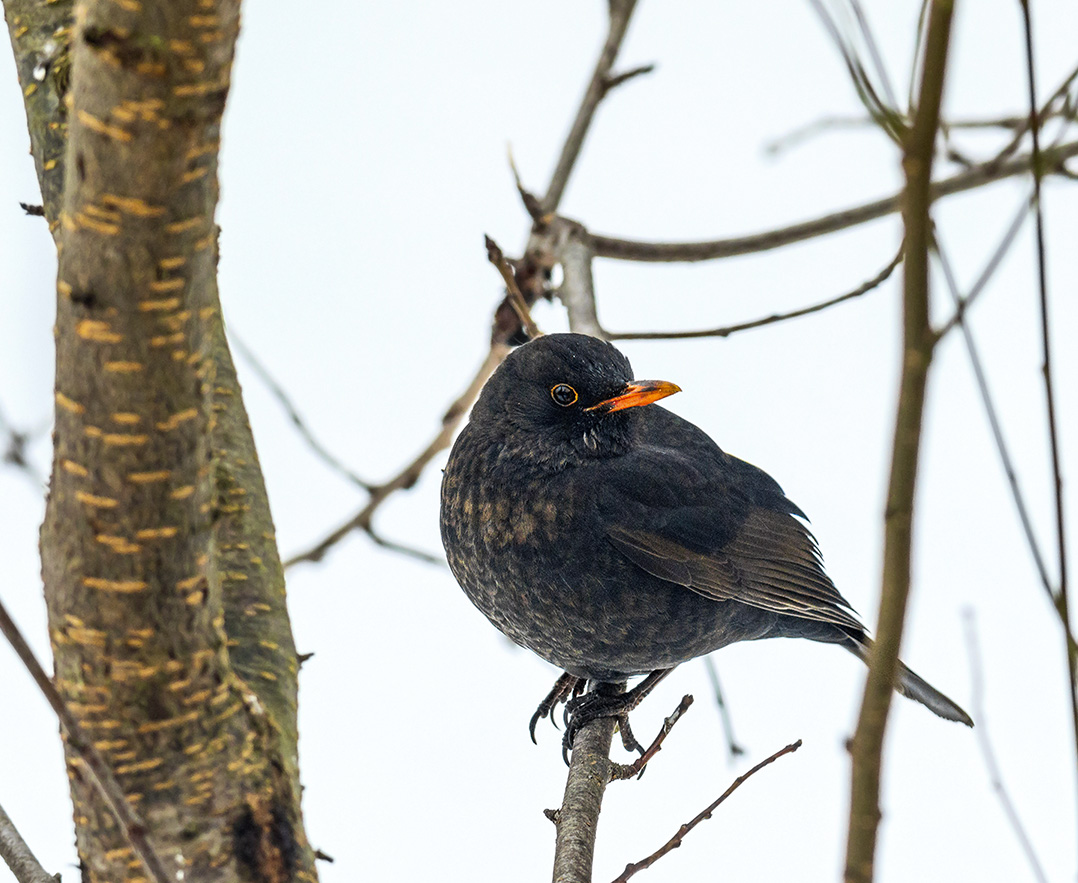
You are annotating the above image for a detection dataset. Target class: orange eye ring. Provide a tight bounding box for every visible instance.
[550,384,578,407]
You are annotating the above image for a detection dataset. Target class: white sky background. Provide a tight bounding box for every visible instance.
[1,1,1076,881]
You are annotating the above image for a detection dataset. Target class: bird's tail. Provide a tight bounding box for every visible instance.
[843,633,973,727]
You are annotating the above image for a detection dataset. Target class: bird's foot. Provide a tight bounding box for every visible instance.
[529,672,587,744]
[560,670,674,764]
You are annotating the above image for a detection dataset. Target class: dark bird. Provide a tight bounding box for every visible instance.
[440,333,972,753]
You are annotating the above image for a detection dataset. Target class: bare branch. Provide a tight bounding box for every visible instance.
[485,235,542,340]
[585,139,1078,263]
[702,656,745,760]
[608,245,902,341]
[0,800,57,883]
[602,63,655,95]
[963,611,1049,883]
[612,739,803,883]
[845,4,955,881]
[284,344,510,568]
[230,330,374,491]
[1019,0,1075,781]
[542,0,641,214]
[0,598,171,883]
[553,220,604,338]
[610,694,693,781]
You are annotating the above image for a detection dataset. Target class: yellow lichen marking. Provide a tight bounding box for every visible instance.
[67,627,106,647]
[258,671,278,682]
[104,361,144,373]
[167,678,191,692]
[173,79,219,98]
[183,690,211,706]
[223,571,248,582]
[75,215,119,236]
[228,487,247,496]
[176,574,203,592]
[55,392,85,414]
[185,590,205,606]
[212,700,243,724]
[149,277,184,293]
[76,491,118,509]
[76,109,133,143]
[165,217,202,234]
[23,83,37,98]
[43,158,58,171]
[76,319,123,343]
[104,846,134,861]
[159,255,186,270]
[170,485,195,499]
[128,470,171,484]
[183,794,210,807]
[156,407,198,431]
[100,193,164,217]
[62,459,89,477]
[179,165,210,185]
[84,426,103,438]
[113,757,163,775]
[82,203,121,222]
[160,310,192,330]
[69,705,108,718]
[57,279,72,296]
[186,142,217,162]
[82,577,147,593]
[75,719,122,731]
[136,526,178,540]
[95,534,141,555]
[150,332,185,347]
[102,433,149,447]
[151,780,176,792]
[194,233,214,251]
[189,13,219,25]
[111,412,141,425]
[93,739,128,752]
[137,297,181,312]
[258,640,279,651]
[136,710,199,734]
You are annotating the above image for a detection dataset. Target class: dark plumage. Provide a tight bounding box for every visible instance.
[440,333,972,745]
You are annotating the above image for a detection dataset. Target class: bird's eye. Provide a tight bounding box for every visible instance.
[550,384,578,407]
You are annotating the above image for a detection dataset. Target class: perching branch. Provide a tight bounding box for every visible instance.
[612,739,802,883]
[0,799,57,883]
[610,695,694,782]
[845,4,955,882]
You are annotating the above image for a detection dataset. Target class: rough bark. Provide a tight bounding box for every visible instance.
[4,0,316,879]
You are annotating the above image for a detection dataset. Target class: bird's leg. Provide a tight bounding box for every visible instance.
[562,668,674,759]
[529,672,587,744]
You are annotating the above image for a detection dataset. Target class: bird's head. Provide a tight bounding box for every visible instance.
[470,333,681,468]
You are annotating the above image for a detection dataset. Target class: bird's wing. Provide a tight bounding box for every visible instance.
[598,447,862,630]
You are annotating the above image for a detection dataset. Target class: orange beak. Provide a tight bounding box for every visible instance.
[585,380,682,414]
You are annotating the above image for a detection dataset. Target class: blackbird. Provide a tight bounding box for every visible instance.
[440,333,972,751]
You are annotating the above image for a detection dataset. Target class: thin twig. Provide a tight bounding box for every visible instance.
[845,4,954,881]
[485,235,542,340]
[607,245,902,341]
[1019,0,1076,804]
[610,695,694,781]
[230,331,374,491]
[542,0,640,213]
[0,800,57,883]
[702,656,745,759]
[0,598,172,883]
[612,740,802,883]
[962,610,1049,883]
[284,343,508,568]
[586,139,1078,263]
[602,64,655,95]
